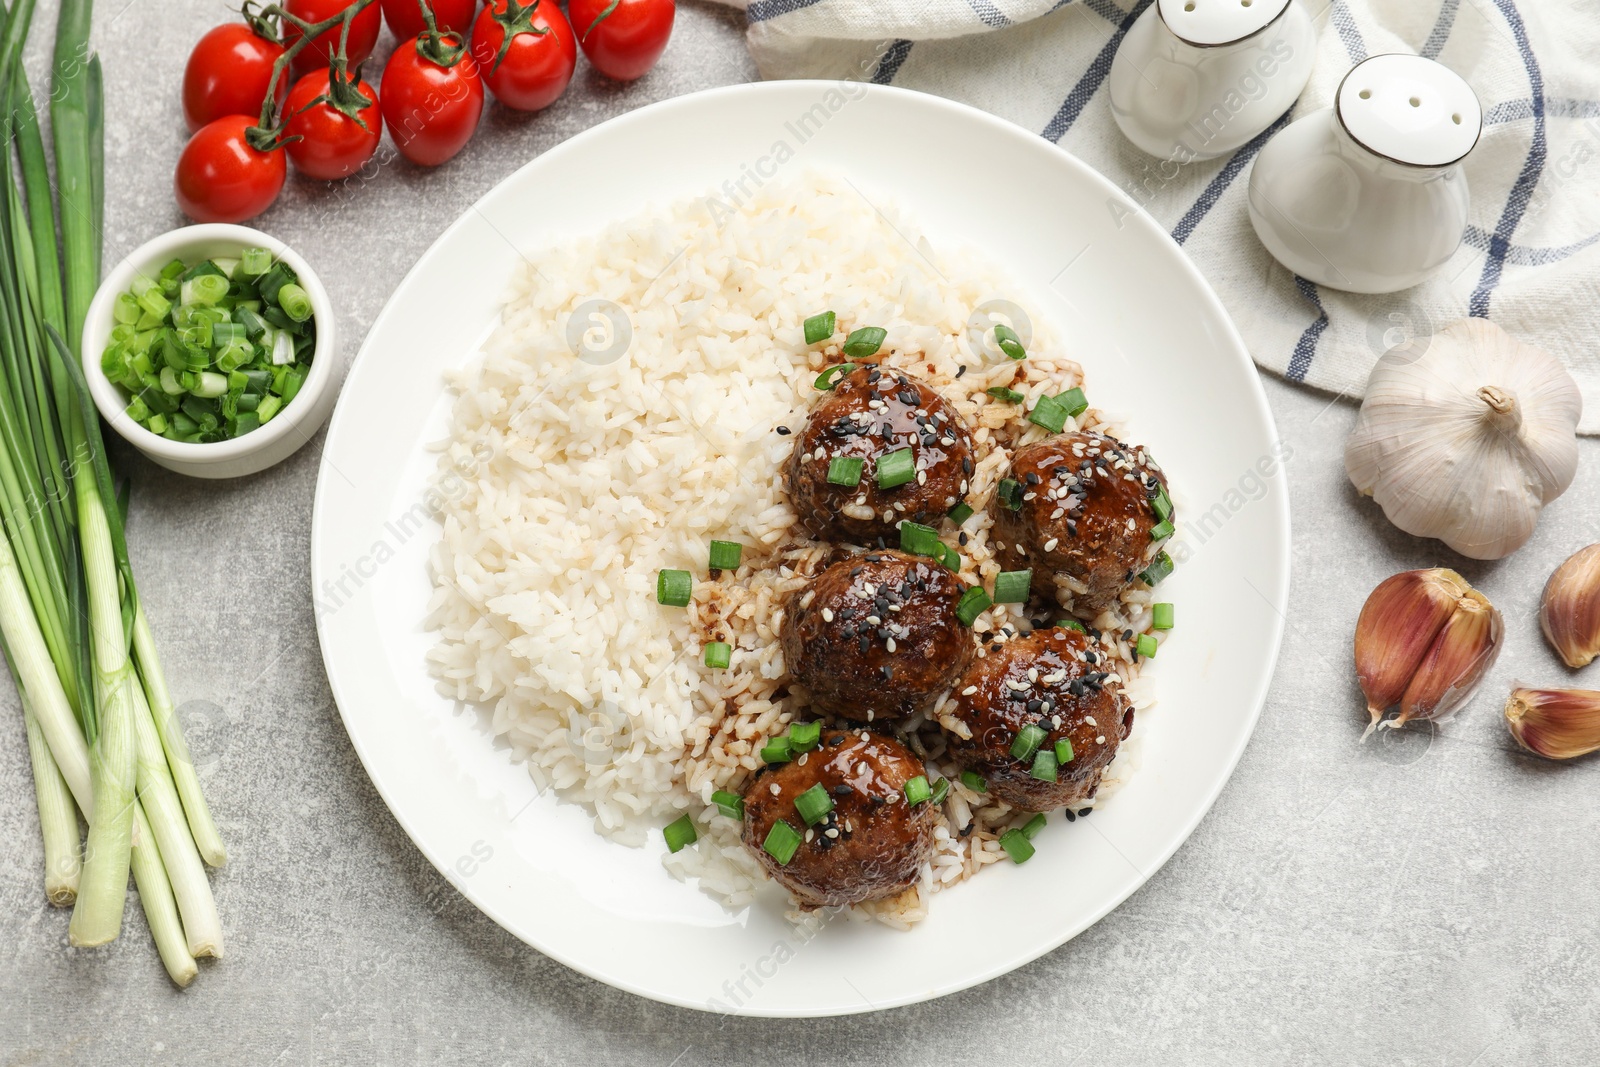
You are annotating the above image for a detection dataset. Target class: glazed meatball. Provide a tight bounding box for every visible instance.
[943,626,1133,812]
[785,365,975,543]
[994,432,1169,612]
[781,550,975,723]
[742,729,939,907]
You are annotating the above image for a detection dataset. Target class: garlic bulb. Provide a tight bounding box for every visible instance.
[1345,319,1582,560]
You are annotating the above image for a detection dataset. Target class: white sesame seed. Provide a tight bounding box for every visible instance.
[917,471,927,486]
[1096,735,1106,744]
[821,607,834,622]
[1085,716,1098,727]
[886,638,897,653]
[1027,667,1039,682]
[825,827,840,838]
[867,615,881,625]
[770,783,780,795]
[962,685,978,696]
[1043,538,1059,552]
[805,829,815,842]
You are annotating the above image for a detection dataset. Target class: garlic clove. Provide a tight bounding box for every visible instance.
[1345,319,1581,561]
[1504,687,1600,760]
[1395,588,1504,729]
[1354,568,1472,734]
[1539,544,1600,669]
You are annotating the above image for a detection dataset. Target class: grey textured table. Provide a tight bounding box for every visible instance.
[4,2,1599,1064]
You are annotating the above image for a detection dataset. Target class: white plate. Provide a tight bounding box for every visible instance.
[312,81,1290,1017]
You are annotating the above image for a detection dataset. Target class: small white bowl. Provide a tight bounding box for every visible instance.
[83,224,339,479]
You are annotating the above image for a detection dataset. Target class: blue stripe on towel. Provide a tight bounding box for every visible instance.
[967,0,1013,28]
[1462,225,1600,266]
[872,40,914,84]
[1470,0,1547,318]
[1420,0,1460,59]
[1485,97,1600,125]
[1329,0,1368,63]
[1170,112,1292,246]
[748,0,827,22]
[1040,0,1155,143]
[1286,276,1329,381]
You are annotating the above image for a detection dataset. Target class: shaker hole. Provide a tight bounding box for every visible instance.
[1452,113,1462,124]
[1241,0,1252,6]
[1410,96,1422,107]
[1184,1,1195,9]
[1359,89,1371,100]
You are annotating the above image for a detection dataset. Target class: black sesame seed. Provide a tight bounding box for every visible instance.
[958,532,969,546]
[1024,472,1041,486]
[1078,808,1091,818]
[776,425,790,435]
[859,636,871,653]
[1064,809,1076,822]
[831,784,853,797]
[955,365,968,378]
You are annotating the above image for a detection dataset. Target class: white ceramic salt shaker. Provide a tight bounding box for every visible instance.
[1108,0,1316,162]
[1247,53,1483,294]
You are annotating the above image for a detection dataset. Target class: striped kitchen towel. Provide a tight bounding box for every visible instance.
[719,0,1600,433]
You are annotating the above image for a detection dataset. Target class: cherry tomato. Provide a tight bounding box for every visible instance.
[174,115,286,223]
[283,0,383,75]
[285,69,382,180]
[567,0,673,82]
[469,0,575,112]
[182,23,288,133]
[380,36,484,166]
[383,0,477,44]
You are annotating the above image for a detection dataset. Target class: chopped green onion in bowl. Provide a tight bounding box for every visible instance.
[100,249,317,444]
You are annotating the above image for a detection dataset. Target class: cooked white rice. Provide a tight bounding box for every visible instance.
[425,173,1168,927]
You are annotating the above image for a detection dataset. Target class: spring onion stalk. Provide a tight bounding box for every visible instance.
[23,694,81,904]
[133,606,225,866]
[52,0,98,347]
[130,678,223,957]
[129,803,199,988]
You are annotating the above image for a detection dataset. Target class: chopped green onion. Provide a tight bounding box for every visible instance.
[1021,813,1048,839]
[663,814,698,853]
[761,736,793,764]
[708,540,742,571]
[787,720,821,752]
[826,455,864,487]
[1030,749,1058,782]
[955,586,992,627]
[986,385,1025,404]
[656,569,692,607]
[876,447,914,489]
[180,273,228,307]
[1139,552,1175,586]
[899,521,940,557]
[842,326,887,359]
[1056,619,1086,633]
[930,777,950,804]
[277,283,312,323]
[1056,387,1089,417]
[960,770,988,793]
[239,247,273,275]
[1151,484,1174,522]
[795,783,835,825]
[763,821,803,865]
[712,790,745,820]
[1150,519,1175,542]
[999,828,1035,864]
[947,502,974,525]
[997,478,1023,510]
[938,541,961,572]
[1055,738,1075,764]
[1136,633,1159,659]
[1028,394,1069,434]
[703,642,732,669]
[993,569,1032,604]
[814,364,851,390]
[994,324,1026,360]
[903,775,931,805]
[803,311,836,345]
[1152,602,1175,630]
[1011,723,1047,762]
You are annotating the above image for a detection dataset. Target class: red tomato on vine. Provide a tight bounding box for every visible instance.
[283,0,383,75]
[381,30,485,166]
[567,0,674,82]
[285,64,382,180]
[182,22,288,133]
[469,0,576,112]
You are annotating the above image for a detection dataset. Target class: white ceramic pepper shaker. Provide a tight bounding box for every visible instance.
[1247,53,1483,294]
[1108,0,1316,162]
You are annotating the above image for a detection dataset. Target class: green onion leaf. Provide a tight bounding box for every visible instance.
[899,521,940,557]
[787,720,821,752]
[664,814,698,853]
[708,540,742,571]
[826,455,864,487]
[1056,619,1086,633]
[1150,519,1175,542]
[960,770,987,793]
[656,569,692,607]
[955,586,992,627]
[938,541,961,572]
[842,326,887,359]
[1021,813,1048,839]
[703,642,732,669]
[1028,394,1069,434]
[930,777,950,804]
[997,478,1023,510]
[712,790,745,820]
[1055,738,1075,764]
[993,569,1032,604]
[1136,633,1159,659]
[947,502,974,525]
[1011,724,1047,762]
[814,364,851,390]
[1151,484,1174,522]
[999,828,1035,864]
[1152,602,1175,630]
[1030,749,1058,782]
[795,783,835,825]
[903,775,931,805]
[994,324,1026,360]
[803,311,836,345]
[876,447,914,489]
[986,385,1024,404]
[763,821,803,865]
[761,736,793,764]
[1139,552,1175,587]
[1056,387,1089,417]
